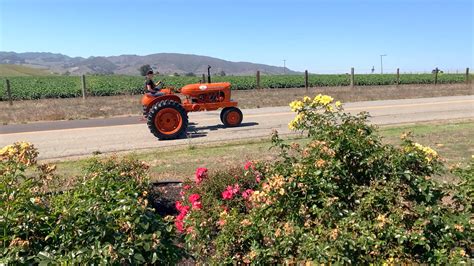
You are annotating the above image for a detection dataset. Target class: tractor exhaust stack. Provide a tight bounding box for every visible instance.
[207,65,211,83]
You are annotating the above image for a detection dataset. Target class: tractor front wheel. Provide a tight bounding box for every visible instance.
[221,107,243,127]
[220,107,230,124]
[147,100,188,140]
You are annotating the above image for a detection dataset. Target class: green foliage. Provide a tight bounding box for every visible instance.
[0,73,467,100]
[0,144,182,264]
[178,96,473,264]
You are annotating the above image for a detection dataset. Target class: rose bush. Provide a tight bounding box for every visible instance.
[178,95,473,264]
[1,143,182,264]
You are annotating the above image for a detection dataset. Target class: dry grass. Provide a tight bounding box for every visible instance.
[0,64,53,76]
[235,83,473,109]
[1,83,472,125]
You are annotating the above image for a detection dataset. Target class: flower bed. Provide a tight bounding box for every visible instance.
[1,94,472,264]
[176,95,472,264]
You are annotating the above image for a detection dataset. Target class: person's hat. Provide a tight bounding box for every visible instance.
[146,70,154,75]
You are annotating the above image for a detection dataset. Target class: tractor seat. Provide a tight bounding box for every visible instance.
[147,91,165,97]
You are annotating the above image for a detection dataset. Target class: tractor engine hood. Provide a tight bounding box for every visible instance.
[180,82,231,98]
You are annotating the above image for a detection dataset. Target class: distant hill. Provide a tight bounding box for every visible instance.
[0,64,54,76]
[0,51,298,76]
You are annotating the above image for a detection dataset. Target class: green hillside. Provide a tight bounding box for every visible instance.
[0,64,54,77]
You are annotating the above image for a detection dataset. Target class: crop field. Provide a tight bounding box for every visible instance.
[0,73,468,100]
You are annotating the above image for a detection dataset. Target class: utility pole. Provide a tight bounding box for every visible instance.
[380,54,387,74]
[283,59,286,74]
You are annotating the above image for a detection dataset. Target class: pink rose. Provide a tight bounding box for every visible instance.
[177,206,190,218]
[175,201,184,211]
[242,189,254,199]
[232,184,240,194]
[188,193,200,203]
[222,189,233,200]
[175,220,184,232]
[218,219,226,226]
[222,184,240,200]
[177,211,187,221]
[186,226,194,234]
[192,201,202,210]
[183,185,191,190]
[244,161,255,170]
[255,173,262,183]
[195,167,208,184]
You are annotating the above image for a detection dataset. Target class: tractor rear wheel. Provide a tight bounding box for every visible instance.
[221,107,243,127]
[147,100,188,140]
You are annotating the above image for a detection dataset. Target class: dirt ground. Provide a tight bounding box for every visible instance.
[1,83,472,125]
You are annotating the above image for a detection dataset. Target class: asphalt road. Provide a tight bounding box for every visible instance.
[1,95,473,160]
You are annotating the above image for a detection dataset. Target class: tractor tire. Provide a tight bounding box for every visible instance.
[221,107,243,127]
[220,107,231,124]
[147,100,188,140]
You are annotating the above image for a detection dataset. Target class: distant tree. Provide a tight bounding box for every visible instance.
[218,70,226,77]
[63,71,71,76]
[173,72,180,77]
[185,72,196,77]
[139,64,152,76]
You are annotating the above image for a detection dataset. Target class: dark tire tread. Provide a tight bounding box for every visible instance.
[147,100,188,140]
[222,107,243,127]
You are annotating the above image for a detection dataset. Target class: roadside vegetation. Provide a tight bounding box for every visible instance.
[1,96,472,263]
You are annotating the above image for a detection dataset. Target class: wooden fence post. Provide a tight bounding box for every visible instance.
[396,68,400,85]
[304,70,309,91]
[256,70,261,89]
[5,79,13,106]
[350,67,355,88]
[466,68,470,84]
[81,75,86,99]
[434,68,438,85]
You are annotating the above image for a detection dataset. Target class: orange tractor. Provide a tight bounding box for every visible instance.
[141,67,243,140]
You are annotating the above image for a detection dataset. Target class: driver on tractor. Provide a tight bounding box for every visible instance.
[145,70,165,97]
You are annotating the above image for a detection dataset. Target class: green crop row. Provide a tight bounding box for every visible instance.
[0,73,468,101]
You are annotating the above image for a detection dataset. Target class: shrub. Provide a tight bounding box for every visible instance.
[0,142,55,263]
[0,144,182,264]
[178,95,473,264]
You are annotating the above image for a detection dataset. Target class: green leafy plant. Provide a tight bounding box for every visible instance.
[1,73,467,100]
[0,143,182,264]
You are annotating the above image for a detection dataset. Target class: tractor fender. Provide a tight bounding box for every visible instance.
[143,95,182,110]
